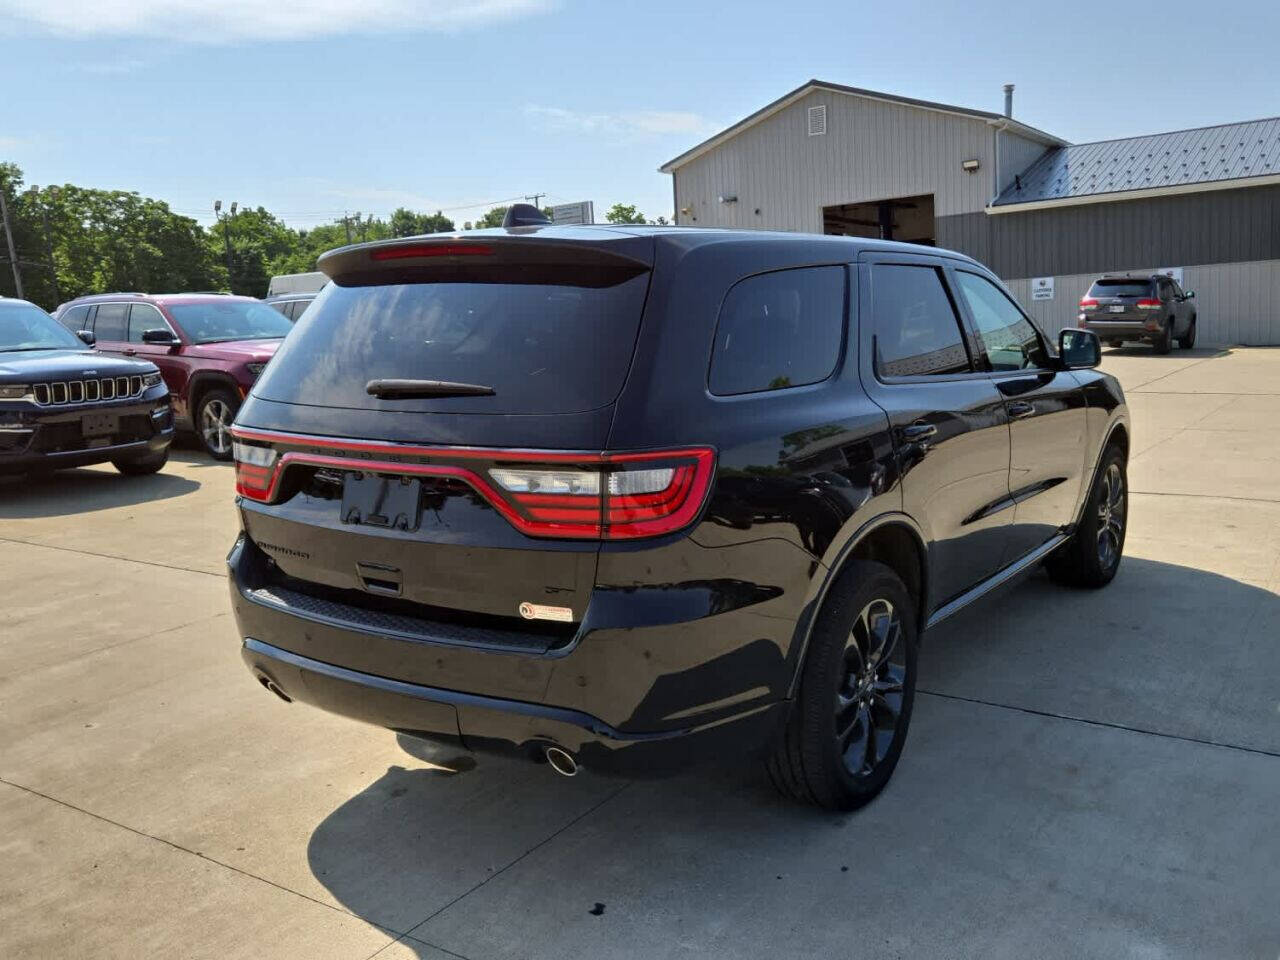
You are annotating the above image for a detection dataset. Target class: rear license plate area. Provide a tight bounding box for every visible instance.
[82,412,118,438]
[341,473,422,532]
[1108,305,1126,313]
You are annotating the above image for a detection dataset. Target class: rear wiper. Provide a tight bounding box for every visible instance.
[366,378,496,399]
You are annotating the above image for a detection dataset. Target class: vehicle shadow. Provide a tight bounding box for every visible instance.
[0,465,200,518]
[1103,344,1229,359]
[301,557,1277,958]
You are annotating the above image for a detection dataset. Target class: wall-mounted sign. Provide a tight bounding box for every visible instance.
[1156,267,1184,284]
[551,201,594,225]
[1031,276,1055,301]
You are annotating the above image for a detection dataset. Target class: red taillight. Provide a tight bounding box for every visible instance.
[1136,298,1162,309]
[369,243,492,261]
[230,429,716,541]
[1079,297,1099,309]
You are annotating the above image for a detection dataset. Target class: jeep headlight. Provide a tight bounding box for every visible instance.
[142,372,164,389]
[0,384,31,400]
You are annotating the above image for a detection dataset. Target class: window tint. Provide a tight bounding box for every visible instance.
[1088,279,1152,298]
[128,304,169,342]
[709,266,845,396]
[93,303,129,341]
[58,304,90,332]
[871,264,970,377]
[955,271,1048,371]
[257,274,651,415]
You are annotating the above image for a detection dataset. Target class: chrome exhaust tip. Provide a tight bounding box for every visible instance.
[257,674,292,703]
[544,746,579,777]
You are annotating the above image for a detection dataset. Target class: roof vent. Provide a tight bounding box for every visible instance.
[807,105,827,137]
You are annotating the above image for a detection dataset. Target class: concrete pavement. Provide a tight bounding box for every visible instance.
[2,348,1277,959]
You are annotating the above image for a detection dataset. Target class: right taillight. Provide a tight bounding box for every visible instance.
[486,448,715,540]
[1136,298,1162,309]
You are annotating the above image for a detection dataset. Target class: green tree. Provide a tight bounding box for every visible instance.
[389,207,456,237]
[472,206,508,229]
[604,203,648,225]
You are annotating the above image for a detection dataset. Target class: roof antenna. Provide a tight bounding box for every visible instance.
[502,203,552,228]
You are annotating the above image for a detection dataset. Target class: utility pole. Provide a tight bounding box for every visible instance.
[525,193,546,210]
[343,212,353,244]
[30,185,60,303]
[215,200,236,293]
[0,179,22,299]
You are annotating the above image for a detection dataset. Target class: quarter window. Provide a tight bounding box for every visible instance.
[93,303,129,341]
[871,264,970,377]
[709,266,845,396]
[954,271,1047,371]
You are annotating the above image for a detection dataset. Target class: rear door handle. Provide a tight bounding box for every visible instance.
[1007,401,1036,419]
[901,422,937,441]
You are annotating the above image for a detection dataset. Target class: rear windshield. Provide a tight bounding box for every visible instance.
[254,274,651,415]
[1088,279,1153,298]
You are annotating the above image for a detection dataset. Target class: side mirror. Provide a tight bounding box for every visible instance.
[1184,290,1195,299]
[76,329,96,346]
[141,328,180,345]
[1059,328,1101,369]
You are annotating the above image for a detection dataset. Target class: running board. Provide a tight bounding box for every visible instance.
[925,534,1068,630]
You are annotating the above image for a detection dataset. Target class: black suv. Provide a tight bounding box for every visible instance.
[0,298,173,476]
[1078,274,1197,353]
[228,222,1128,810]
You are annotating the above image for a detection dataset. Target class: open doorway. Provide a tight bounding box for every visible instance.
[822,193,935,245]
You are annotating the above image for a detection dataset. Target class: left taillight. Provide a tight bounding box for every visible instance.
[486,448,715,540]
[233,440,277,500]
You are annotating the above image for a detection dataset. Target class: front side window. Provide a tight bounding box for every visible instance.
[0,301,86,351]
[128,304,171,343]
[166,300,293,344]
[871,264,970,378]
[709,266,845,396]
[955,271,1048,372]
[58,304,90,332]
[93,303,129,341]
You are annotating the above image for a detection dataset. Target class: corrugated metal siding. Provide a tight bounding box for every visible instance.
[673,89,1000,231]
[997,130,1050,194]
[1004,259,1280,345]
[937,184,1280,279]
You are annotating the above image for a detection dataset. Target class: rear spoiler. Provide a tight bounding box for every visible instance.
[317,234,653,288]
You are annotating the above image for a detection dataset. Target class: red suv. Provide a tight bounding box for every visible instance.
[55,294,292,459]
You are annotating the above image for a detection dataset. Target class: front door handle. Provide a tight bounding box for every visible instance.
[901,422,938,441]
[1007,400,1036,420]
[122,348,137,356]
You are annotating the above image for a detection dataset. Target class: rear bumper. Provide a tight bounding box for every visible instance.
[241,636,785,776]
[1080,320,1158,340]
[227,534,795,776]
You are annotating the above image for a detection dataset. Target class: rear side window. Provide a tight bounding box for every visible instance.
[709,266,845,396]
[872,264,970,377]
[1088,279,1152,298]
[256,274,651,415]
[93,303,128,341]
[58,304,90,332]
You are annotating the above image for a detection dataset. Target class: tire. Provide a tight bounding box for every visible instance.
[1178,316,1197,349]
[767,560,918,811]
[112,448,169,475]
[195,388,239,461]
[1152,319,1173,354]
[1046,444,1127,589]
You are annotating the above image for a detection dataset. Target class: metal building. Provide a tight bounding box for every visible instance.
[661,80,1280,345]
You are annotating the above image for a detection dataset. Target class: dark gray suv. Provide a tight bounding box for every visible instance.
[1078,274,1197,353]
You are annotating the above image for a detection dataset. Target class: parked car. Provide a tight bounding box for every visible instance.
[263,293,317,322]
[1078,274,1197,353]
[55,293,292,460]
[0,297,172,475]
[267,271,326,297]
[227,219,1128,811]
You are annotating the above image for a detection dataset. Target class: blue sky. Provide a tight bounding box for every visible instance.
[2,0,1276,230]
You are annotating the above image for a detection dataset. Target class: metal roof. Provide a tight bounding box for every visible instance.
[659,79,1066,173]
[993,116,1280,209]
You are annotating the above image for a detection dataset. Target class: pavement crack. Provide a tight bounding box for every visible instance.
[379,781,632,955]
[0,536,223,579]
[917,689,1280,759]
